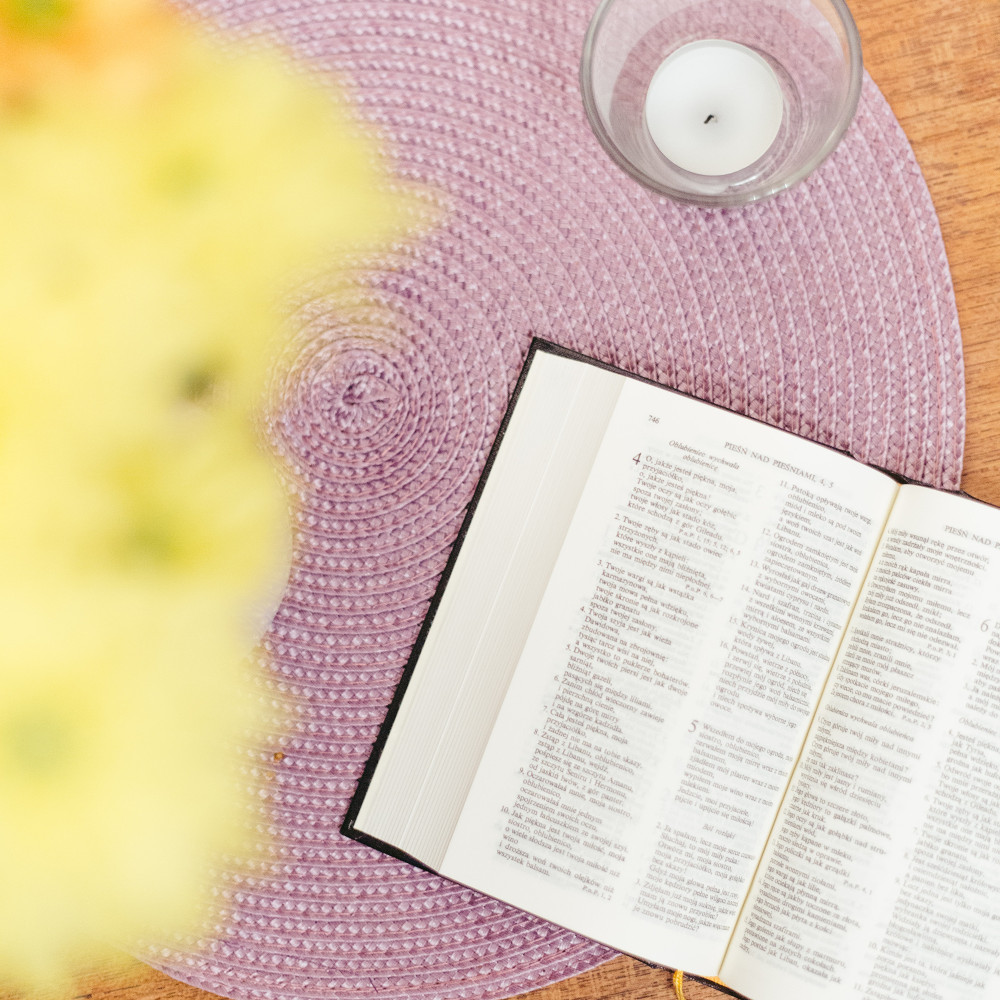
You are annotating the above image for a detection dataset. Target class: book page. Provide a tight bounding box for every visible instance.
[440,377,897,974]
[351,349,624,867]
[726,486,1000,1000]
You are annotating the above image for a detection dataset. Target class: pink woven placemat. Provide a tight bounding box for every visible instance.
[153,0,965,998]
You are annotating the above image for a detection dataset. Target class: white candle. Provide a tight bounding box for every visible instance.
[644,40,784,176]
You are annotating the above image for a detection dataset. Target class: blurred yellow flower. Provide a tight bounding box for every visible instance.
[0,0,411,989]
[0,584,263,984]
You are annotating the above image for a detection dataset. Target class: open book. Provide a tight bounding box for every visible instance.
[344,340,1000,1000]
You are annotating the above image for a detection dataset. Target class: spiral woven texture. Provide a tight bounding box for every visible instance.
[155,0,965,998]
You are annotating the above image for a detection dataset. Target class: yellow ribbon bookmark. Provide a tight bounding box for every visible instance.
[672,970,728,999]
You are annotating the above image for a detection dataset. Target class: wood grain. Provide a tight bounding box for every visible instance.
[4,1,997,998]
[854,0,1000,507]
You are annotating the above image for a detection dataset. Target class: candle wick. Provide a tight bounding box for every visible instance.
[704,114,717,124]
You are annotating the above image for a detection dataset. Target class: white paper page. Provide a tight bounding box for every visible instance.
[441,379,897,974]
[726,486,1000,1000]
[353,350,622,867]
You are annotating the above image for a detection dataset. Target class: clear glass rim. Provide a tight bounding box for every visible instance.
[579,0,864,208]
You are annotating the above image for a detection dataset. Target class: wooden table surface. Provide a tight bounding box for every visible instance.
[6,1,999,998]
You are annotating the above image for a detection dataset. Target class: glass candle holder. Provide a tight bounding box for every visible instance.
[580,0,863,207]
